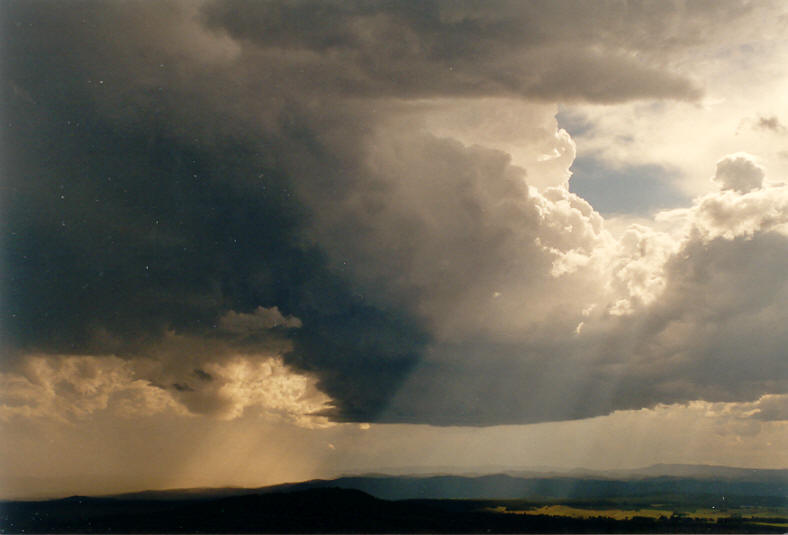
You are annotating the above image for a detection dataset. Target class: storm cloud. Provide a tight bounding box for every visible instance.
[2,0,787,427]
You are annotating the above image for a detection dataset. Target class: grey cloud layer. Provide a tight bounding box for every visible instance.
[2,0,786,426]
[202,0,705,102]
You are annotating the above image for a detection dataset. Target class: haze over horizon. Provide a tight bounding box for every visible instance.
[2,0,787,500]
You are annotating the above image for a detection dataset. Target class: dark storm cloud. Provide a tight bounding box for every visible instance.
[1,0,425,422]
[3,0,784,427]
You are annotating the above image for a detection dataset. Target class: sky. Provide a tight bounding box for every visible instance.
[1,0,787,499]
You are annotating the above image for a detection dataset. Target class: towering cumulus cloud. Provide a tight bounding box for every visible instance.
[2,0,786,428]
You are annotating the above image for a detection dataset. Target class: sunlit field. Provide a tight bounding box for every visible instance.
[486,499,788,526]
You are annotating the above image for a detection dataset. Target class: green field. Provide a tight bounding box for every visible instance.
[498,504,674,520]
[484,498,788,526]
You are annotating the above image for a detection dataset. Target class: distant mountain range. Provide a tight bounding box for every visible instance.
[5,463,786,502]
[104,464,787,502]
[550,463,788,482]
[340,463,788,482]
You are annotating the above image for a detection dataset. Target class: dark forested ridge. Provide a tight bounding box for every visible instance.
[2,486,786,533]
[3,468,786,533]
